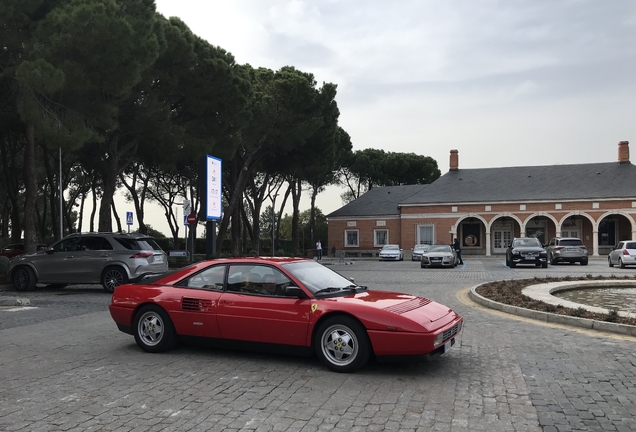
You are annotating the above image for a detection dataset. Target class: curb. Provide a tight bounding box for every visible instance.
[469,283,636,337]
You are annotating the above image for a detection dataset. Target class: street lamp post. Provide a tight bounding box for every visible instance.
[271,194,278,257]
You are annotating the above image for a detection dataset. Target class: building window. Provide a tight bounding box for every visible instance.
[374,230,388,247]
[418,225,434,245]
[345,230,359,247]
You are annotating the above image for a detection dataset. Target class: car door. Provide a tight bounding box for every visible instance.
[216,264,311,346]
[75,236,115,282]
[36,237,83,283]
[168,264,226,338]
[610,242,624,265]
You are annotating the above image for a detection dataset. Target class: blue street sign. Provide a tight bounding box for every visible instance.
[126,211,133,225]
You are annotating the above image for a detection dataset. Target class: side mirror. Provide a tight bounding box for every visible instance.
[285,286,309,298]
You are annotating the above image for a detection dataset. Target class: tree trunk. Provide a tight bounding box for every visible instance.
[22,123,39,252]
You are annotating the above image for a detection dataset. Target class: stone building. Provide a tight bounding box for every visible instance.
[327,141,636,257]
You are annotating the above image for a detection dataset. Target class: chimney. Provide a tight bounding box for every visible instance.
[618,141,630,163]
[450,149,459,170]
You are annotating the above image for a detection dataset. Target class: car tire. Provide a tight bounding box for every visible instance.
[509,261,516,268]
[12,266,37,291]
[580,259,588,266]
[314,315,370,373]
[133,305,177,353]
[619,258,626,269]
[608,257,614,267]
[101,266,128,293]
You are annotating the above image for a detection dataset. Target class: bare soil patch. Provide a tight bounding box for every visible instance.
[475,275,636,326]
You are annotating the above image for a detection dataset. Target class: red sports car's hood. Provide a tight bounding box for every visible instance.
[325,290,453,323]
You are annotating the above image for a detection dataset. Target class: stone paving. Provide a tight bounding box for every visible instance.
[0,258,635,431]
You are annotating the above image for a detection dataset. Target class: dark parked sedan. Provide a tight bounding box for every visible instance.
[506,237,548,268]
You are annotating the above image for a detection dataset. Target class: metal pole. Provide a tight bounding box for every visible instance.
[59,147,63,238]
[271,199,275,257]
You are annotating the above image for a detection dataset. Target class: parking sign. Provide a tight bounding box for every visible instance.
[126,212,133,225]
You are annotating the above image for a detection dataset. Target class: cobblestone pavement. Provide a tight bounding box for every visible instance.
[1,258,635,431]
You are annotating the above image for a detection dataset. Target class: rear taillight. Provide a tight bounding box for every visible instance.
[554,246,564,250]
[623,249,630,255]
[580,245,587,249]
[130,251,153,259]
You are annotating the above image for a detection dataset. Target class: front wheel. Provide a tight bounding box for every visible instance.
[12,266,37,291]
[608,257,614,267]
[102,267,128,293]
[315,316,370,373]
[133,305,177,353]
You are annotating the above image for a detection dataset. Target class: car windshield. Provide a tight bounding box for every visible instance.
[514,238,541,247]
[382,245,399,250]
[414,245,429,251]
[429,245,450,252]
[282,261,356,294]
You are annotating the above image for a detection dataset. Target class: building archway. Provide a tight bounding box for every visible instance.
[452,215,488,256]
[489,214,523,255]
[597,211,636,256]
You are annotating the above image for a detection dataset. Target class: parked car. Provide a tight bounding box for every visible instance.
[506,237,548,268]
[0,243,47,259]
[545,237,588,265]
[379,244,403,261]
[8,232,168,292]
[421,245,457,268]
[109,257,463,373]
[608,240,636,268]
[411,244,431,261]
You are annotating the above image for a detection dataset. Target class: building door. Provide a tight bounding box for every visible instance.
[493,230,512,253]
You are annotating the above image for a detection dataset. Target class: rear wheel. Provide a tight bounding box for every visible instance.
[102,267,128,293]
[619,258,626,269]
[315,316,370,373]
[580,259,588,266]
[12,266,37,291]
[133,305,177,353]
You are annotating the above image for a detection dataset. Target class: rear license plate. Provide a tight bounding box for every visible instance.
[566,248,578,252]
[154,256,164,263]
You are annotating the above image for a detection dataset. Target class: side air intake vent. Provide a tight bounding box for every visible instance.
[181,298,212,312]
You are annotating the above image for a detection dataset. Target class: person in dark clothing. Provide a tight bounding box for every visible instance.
[453,238,464,265]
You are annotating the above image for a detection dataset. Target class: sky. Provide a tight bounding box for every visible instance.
[101,0,636,236]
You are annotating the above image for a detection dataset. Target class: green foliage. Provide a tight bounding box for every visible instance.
[604,309,620,322]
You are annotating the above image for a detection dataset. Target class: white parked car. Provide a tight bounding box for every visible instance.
[411,244,431,261]
[379,244,403,261]
[608,240,636,268]
[421,245,457,268]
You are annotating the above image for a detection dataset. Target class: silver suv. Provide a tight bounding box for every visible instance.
[8,232,168,292]
[545,237,588,265]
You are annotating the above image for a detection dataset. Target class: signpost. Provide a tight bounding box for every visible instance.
[186,213,197,225]
[126,211,133,233]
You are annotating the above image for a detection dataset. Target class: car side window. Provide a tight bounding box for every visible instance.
[186,265,226,290]
[81,236,113,251]
[53,237,82,252]
[227,265,292,296]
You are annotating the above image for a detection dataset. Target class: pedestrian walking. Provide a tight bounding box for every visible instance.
[453,238,463,265]
[316,240,322,260]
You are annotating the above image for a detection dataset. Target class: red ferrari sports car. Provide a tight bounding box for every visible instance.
[109,257,463,372]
